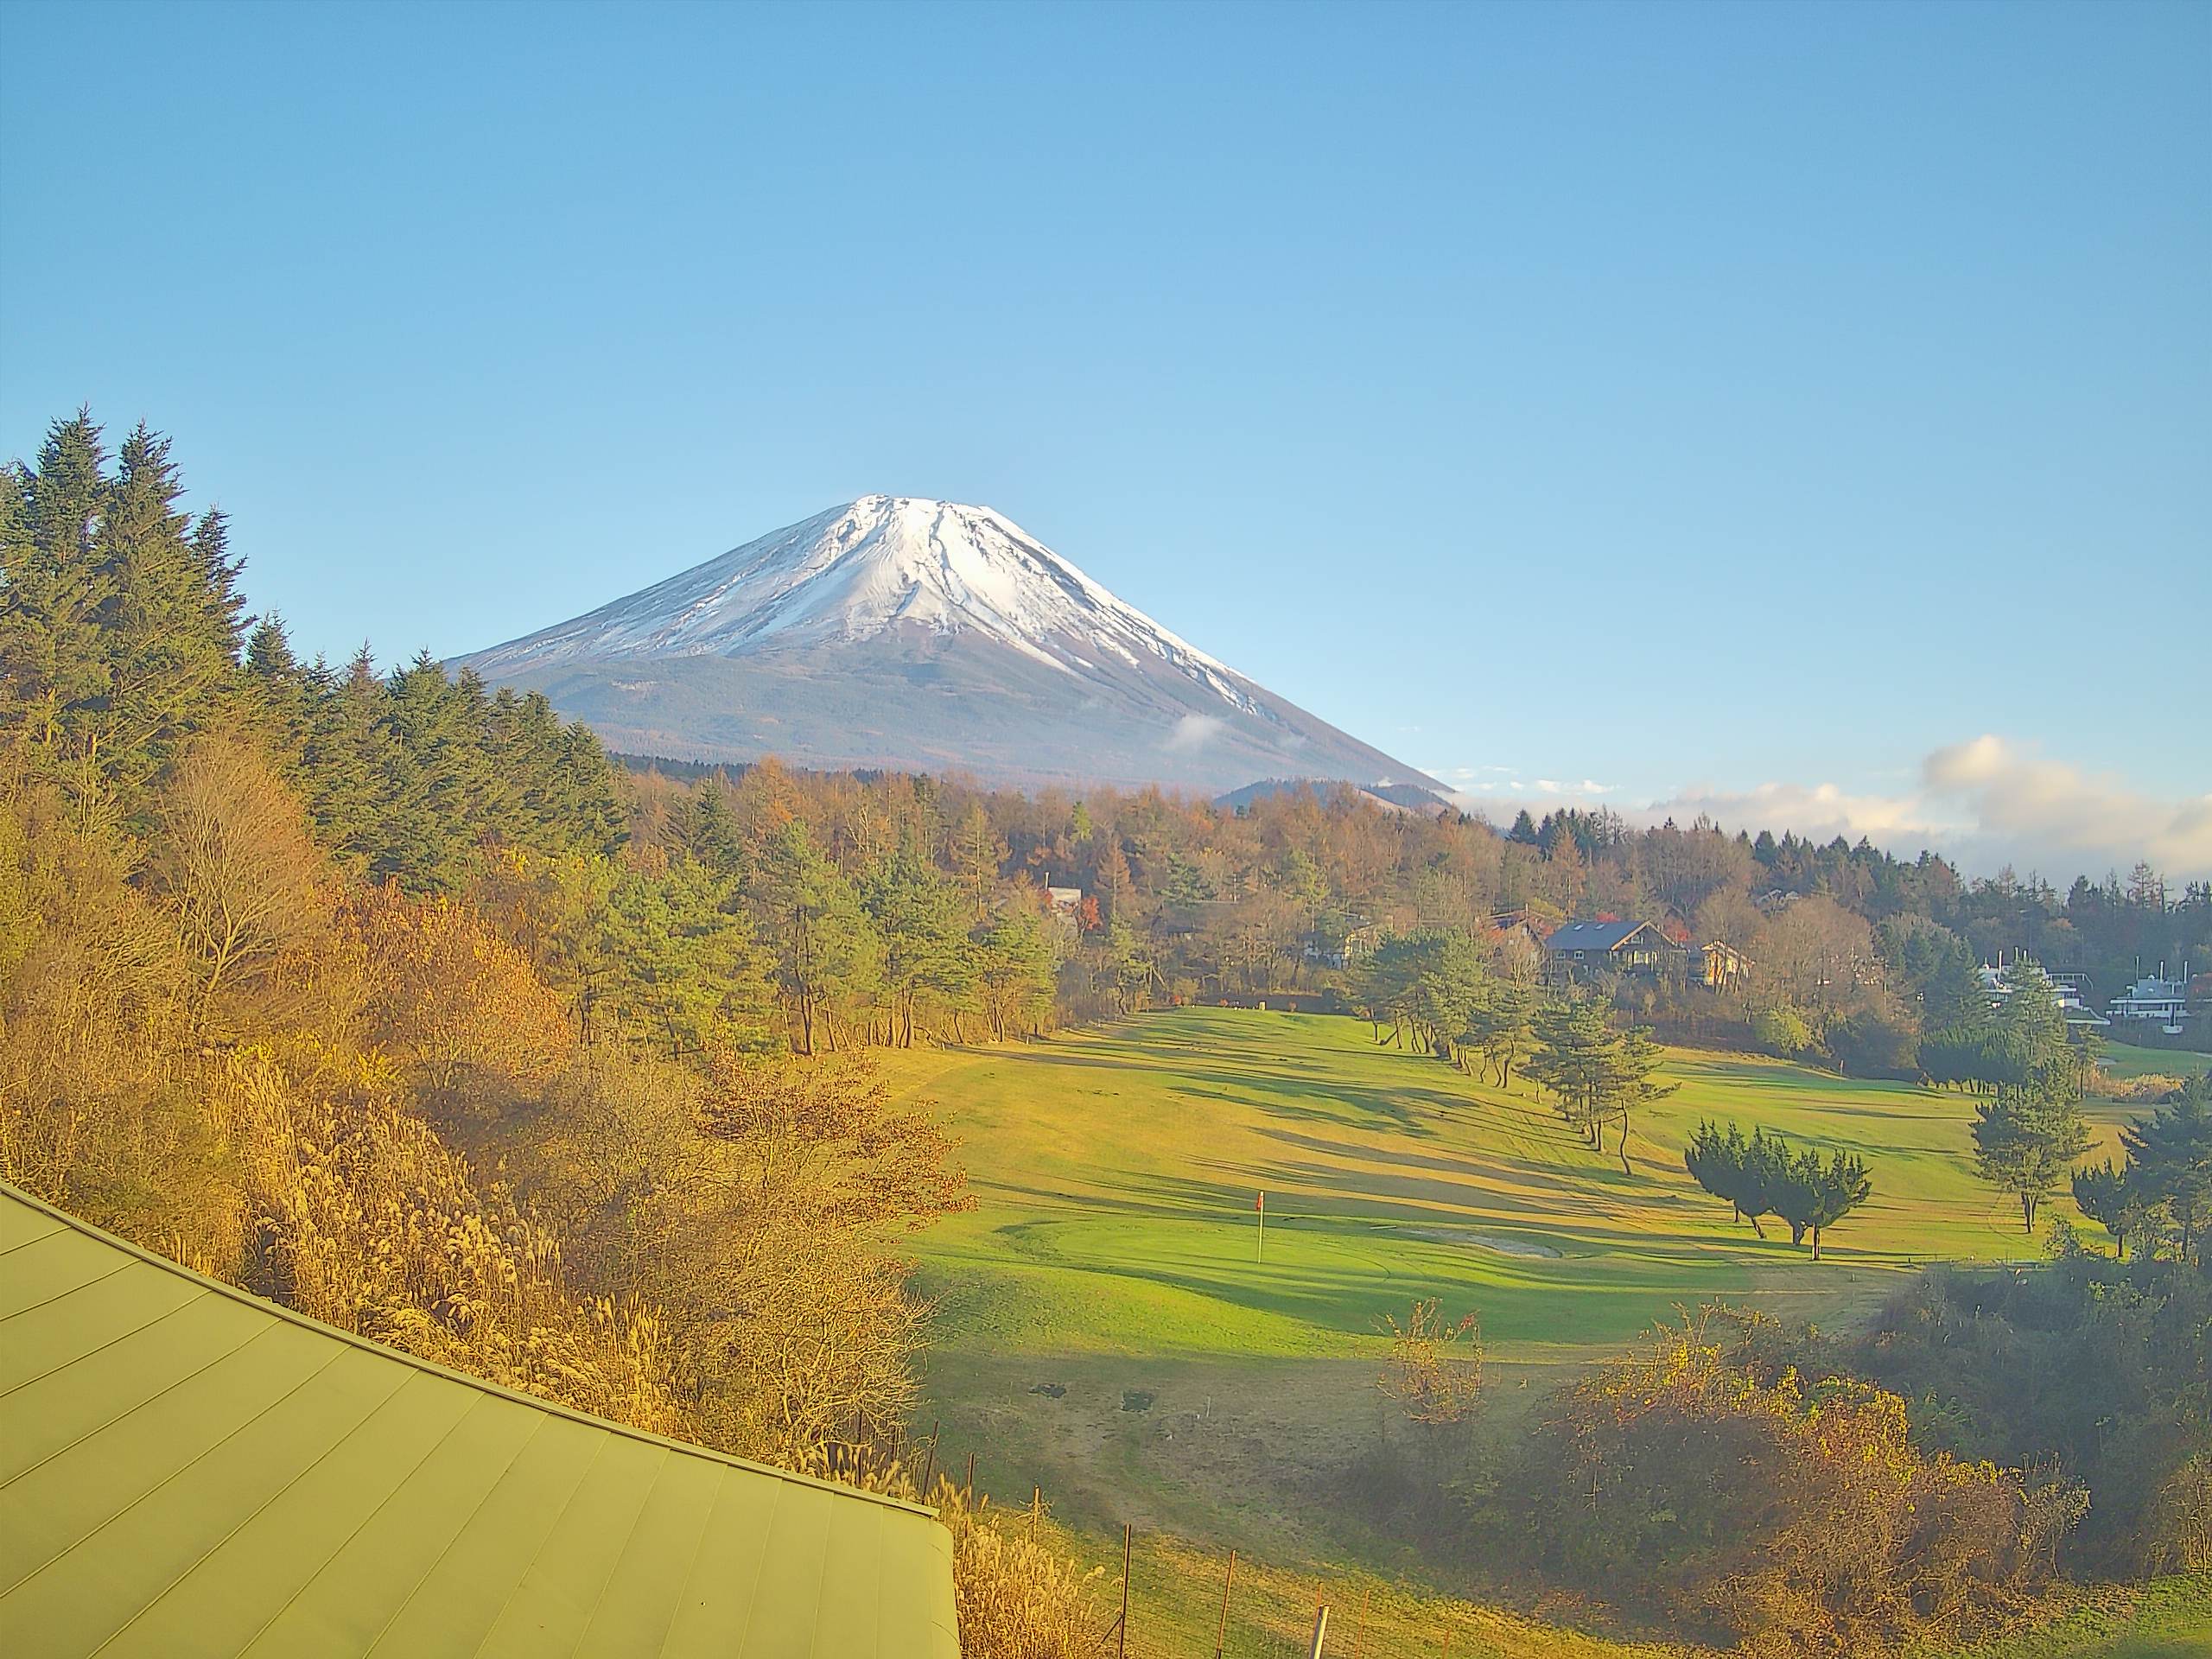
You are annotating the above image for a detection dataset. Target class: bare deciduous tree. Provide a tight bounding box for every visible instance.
[150,736,327,1017]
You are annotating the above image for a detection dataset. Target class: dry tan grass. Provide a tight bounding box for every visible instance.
[931,1482,1109,1659]
[219,1038,690,1437]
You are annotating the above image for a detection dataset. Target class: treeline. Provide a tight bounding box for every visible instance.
[0,415,981,1484]
[1510,802,2209,1010]
[608,765,2209,1084]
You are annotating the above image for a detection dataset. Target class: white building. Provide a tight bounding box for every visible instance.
[1980,962,2111,1033]
[2110,973,2190,1033]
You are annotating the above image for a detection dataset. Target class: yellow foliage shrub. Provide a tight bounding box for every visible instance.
[0,776,238,1262]
[2145,1453,2212,1573]
[218,1040,688,1438]
[1530,1307,2088,1654]
[343,885,574,1106]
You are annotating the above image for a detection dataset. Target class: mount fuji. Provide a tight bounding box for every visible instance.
[455,496,1440,798]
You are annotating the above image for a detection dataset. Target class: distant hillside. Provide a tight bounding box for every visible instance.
[1216,776,1449,815]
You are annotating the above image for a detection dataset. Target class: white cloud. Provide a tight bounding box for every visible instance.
[1164,714,1226,753]
[1649,737,2212,880]
[1429,766,1616,804]
[1650,779,1958,843]
[1430,736,2212,880]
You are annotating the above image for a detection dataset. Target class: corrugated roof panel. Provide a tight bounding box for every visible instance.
[569,1444,728,1658]
[3,1319,327,1599]
[0,1183,960,1659]
[360,1412,601,1657]
[8,1341,391,1656]
[224,1376,488,1658]
[0,1228,127,1319]
[0,1202,63,1255]
[93,1370,440,1657]
[875,1491,963,1655]
[0,1285,268,1487]
[256,1392,552,1652]
[813,1497,887,1656]
[0,1259,204,1394]
[456,1427,670,1655]
[743,1478,837,1656]
[661,1463,785,1651]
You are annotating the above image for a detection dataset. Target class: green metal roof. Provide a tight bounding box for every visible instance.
[0,1182,959,1659]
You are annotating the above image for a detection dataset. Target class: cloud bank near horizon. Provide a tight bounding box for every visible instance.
[1439,736,2212,884]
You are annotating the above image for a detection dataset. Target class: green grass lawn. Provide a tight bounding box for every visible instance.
[2098,1039,2210,1082]
[881,1008,2175,1650]
[890,1008,2130,1371]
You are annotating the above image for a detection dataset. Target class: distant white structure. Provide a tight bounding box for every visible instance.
[2111,971,2191,1033]
[1044,882,1085,922]
[2048,972,2111,1032]
[1980,961,2111,1033]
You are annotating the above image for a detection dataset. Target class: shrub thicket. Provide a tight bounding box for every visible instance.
[1520,1307,2085,1653]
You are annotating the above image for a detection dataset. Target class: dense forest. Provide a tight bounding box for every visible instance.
[3,416,2205,1654]
[618,753,2210,1081]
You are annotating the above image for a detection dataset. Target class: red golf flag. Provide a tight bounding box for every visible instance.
[1255,1191,1265,1212]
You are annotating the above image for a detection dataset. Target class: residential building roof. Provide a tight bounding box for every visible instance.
[1544,919,1657,954]
[0,1181,960,1659]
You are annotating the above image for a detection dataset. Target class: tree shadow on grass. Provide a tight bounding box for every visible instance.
[973,1211,1784,1344]
[1236,1126,1639,1220]
[985,1044,1469,1139]
[1103,1161,1635,1236]
[1172,1081,1435,1136]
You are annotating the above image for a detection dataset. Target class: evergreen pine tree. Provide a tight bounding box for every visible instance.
[1526,994,1620,1148]
[2121,1080,2212,1262]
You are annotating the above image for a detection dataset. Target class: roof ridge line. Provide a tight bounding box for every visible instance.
[0,1181,937,1522]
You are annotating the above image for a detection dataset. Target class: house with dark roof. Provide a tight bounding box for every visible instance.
[1543,919,1670,982]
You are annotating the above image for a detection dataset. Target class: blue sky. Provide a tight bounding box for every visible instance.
[3,1,2207,875]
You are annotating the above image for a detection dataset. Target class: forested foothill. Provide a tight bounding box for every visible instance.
[3,416,2204,1655]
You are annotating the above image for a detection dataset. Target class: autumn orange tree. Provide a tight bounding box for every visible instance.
[344,883,574,1109]
[149,735,331,1028]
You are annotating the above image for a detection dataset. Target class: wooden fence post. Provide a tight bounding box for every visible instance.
[1117,1525,1132,1659]
[1212,1548,1236,1659]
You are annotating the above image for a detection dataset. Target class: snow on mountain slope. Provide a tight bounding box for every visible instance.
[457,497,1440,797]
[467,496,1256,710]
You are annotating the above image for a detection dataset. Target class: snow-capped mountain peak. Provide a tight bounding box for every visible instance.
[470,495,1255,711]
[456,496,1440,798]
